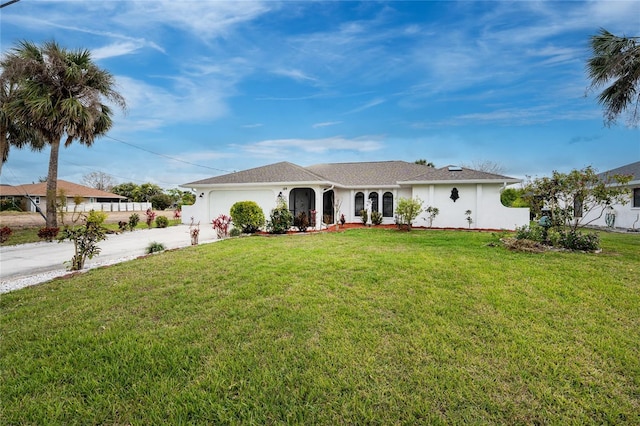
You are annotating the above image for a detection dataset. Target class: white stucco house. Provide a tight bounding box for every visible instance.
[181,161,529,231]
[582,161,640,230]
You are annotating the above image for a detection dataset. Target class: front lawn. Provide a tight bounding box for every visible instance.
[1,229,638,424]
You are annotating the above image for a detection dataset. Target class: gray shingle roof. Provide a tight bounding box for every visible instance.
[306,161,432,186]
[184,161,521,187]
[598,161,640,181]
[186,161,327,185]
[404,165,520,183]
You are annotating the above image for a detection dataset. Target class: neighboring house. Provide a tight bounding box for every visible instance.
[582,161,640,230]
[0,180,127,214]
[181,161,529,230]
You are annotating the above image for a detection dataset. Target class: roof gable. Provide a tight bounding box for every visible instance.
[186,161,328,186]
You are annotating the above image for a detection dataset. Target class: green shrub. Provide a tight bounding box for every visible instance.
[146,241,166,254]
[360,209,368,225]
[128,213,140,231]
[267,196,293,234]
[0,199,20,211]
[230,201,265,234]
[229,227,242,237]
[371,211,383,225]
[58,220,107,271]
[558,230,600,251]
[37,227,60,242]
[395,197,424,230]
[0,226,12,243]
[155,215,169,228]
[87,210,107,226]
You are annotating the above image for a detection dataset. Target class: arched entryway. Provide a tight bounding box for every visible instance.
[289,188,316,221]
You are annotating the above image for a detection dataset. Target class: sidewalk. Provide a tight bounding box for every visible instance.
[0,225,219,293]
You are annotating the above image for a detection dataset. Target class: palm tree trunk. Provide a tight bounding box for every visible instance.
[0,125,7,175]
[46,139,60,228]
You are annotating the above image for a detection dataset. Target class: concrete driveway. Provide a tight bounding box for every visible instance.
[0,224,219,293]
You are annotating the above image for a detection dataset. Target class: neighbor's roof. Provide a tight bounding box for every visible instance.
[0,180,125,199]
[184,160,520,188]
[598,161,640,183]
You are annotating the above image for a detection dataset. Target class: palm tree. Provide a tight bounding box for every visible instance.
[0,74,46,174]
[587,28,640,127]
[1,40,125,226]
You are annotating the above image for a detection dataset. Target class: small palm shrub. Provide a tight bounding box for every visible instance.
[371,211,383,225]
[155,215,169,228]
[230,201,265,234]
[0,226,12,243]
[146,241,166,254]
[360,209,368,225]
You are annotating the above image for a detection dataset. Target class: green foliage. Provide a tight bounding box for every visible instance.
[523,166,632,231]
[558,230,600,251]
[0,199,21,211]
[394,197,424,229]
[229,227,242,237]
[166,188,195,207]
[514,223,601,251]
[359,209,368,225]
[37,226,60,242]
[425,206,439,227]
[294,212,309,232]
[0,226,13,243]
[371,211,383,225]
[145,241,165,254]
[155,216,169,228]
[87,210,107,226]
[128,213,140,231]
[111,182,138,200]
[230,201,265,234]
[500,187,527,207]
[150,193,172,210]
[58,218,107,271]
[267,196,293,234]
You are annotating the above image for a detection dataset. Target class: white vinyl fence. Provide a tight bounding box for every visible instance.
[59,202,152,213]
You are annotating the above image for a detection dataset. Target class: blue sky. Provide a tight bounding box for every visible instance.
[1,0,638,190]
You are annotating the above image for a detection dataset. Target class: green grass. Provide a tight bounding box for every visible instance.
[1,229,638,424]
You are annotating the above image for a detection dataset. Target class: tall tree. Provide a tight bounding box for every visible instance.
[414,159,435,167]
[81,171,116,192]
[0,40,125,226]
[0,72,45,174]
[587,28,640,127]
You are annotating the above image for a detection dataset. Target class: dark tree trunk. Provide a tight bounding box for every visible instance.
[46,140,60,228]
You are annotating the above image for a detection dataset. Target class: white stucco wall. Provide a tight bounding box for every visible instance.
[412,183,529,230]
[580,186,640,230]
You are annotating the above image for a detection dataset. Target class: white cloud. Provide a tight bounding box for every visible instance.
[241,136,384,157]
[312,121,342,128]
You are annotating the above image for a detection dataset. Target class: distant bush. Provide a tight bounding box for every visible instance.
[229,227,242,237]
[128,213,140,231]
[0,199,20,211]
[0,226,12,243]
[151,193,172,210]
[87,210,107,226]
[38,227,60,242]
[230,201,265,234]
[155,215,169,228]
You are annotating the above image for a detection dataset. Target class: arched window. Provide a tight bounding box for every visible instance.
[355,192,364,216]
[368,192,379,212]
[383,192,393,217]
